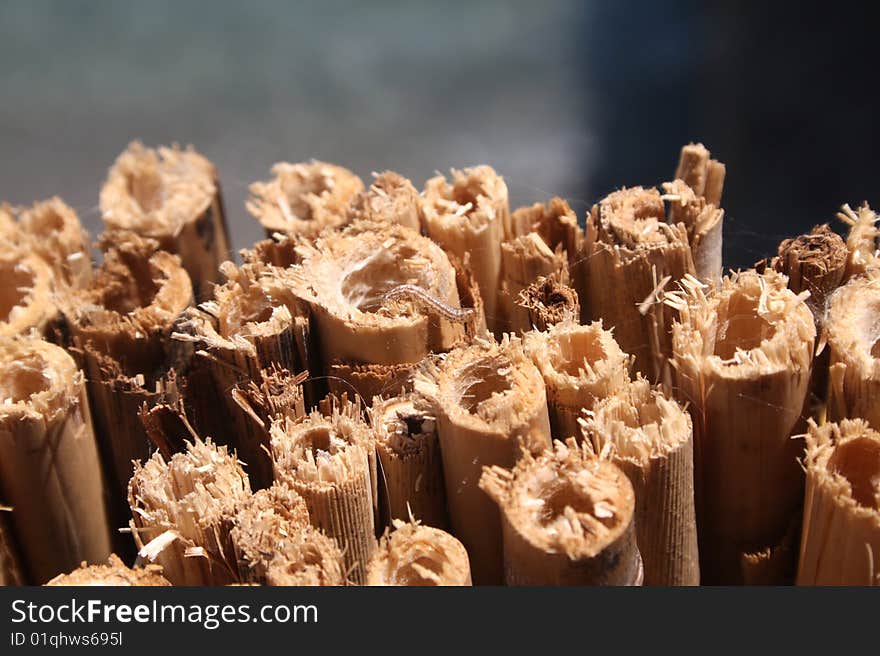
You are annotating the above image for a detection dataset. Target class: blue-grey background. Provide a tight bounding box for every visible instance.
[0,1,875,267]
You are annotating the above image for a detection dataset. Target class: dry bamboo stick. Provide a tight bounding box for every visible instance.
[583,186,695,383]
[826,270,880,429]
[371,393,449,529]
[581,377,699,585]
[498,231,566,333]
[247,161,364,239]
[47,554,171,586]
[422,166,511,336]
[284,221,470,368]
[347,171,423,232]
[797,419,880,585]
[57,233,193,531]
[516,272,580,332]
[0,244,56,338]
[523,319,630,441]
[100,141,230,301]
[270,397,377,584]
[128,437,251,586]
[0,337,112,583]
[413,336,552,584]
[480,439,641,586]
[366,519,471,586]
[664,142,726,283]
[668,269,815,584]
[231,481,346,586]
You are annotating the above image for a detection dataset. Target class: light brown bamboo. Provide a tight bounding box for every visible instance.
[100,141,230,301]
[516,272,580,332]
[422,166,511,336]
[523,319,630,441]
[797,419,880,585]
[366,519,471,586]
[0,337,112,583]
[826,270,880,429]
[581,377,698,585]
[498,232,566,333]
[247,160,364,239]
[669,269,815,584]
[327,361,416,406]
[270,397,377,584]
[0,244,55,338]
[481,439,641,586]
[838,202,880,279]
[371,393,449,529]
[582,186,696,383]
[413,336,552,584]
[128,437,251,586]
[47,554,171,586]
[348,171,422,232]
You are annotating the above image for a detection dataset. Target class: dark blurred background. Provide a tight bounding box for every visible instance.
[0,1,875,267]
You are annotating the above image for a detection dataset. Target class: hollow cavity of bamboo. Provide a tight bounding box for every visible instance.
[0,244,55,338]
[366,519,471,586]
[517,272,580,332]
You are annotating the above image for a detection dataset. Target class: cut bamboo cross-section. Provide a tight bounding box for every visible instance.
[0,337,111,583]
[231,480,346,586]
[826,270,880,429]
[371,393,449,529]
[523,319,630,441]
[100,141,230,301]
[583,186,695,383]
[581,377,698,585]
[366,519,471,586]
[480,439,641,586]
[668,269,815,584]
[422,166,512,336]
[347,171,423,232]
[271,397,377,584]
[57,233,193,531]
[47,554,171,586]
[128,437,251,586]
[516,272,580,332]
[248,160,364,239]
[413,336,552,584]
[0,244,56,339]
[797,419,880,585]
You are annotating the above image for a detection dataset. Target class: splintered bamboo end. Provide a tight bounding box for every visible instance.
[366,519,471,586]
[46,555,171,586]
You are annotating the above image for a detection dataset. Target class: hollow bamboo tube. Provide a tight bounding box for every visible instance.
[797,419,880,585]
[480,439,641,586]
[826,271,880,429]
[523,319,630,441]
[231,481,345,586]
[0,514,25,585]
[371,393,449,529]
[57,233,193,529]
[516,272,580,332]
[128,438,251,586]
[47,554,171,586]
[413,337,552,584]
[247,160,364,239]
[583,186,695,383]
[100,141,230,301]
[498,232,566,333]
[0,244,56,338]
[347,171,422,233]
[838,202,880,279]
[669,270,815,584]
[0,337,112,583]
[366,519,471,586]
[327,360,416,406]
[664,142,726,283]
[422,166,511,336]
[581,377,698,585]
[173,261,311,487]
[284,221,468,367]
[271,398,377,584]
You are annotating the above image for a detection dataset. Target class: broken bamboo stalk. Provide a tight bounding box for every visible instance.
[480,439,641,586]
[838,202,880,279]
[797,419,880,585]
[366,519,471,586]
[0,337,112,583]
[46,554,171,586]
[668,269,815,584]
[100,141,230,301]
[270,397,377,584]
[128,437,251,586]
[413,336,552,584]
[347,170,423,233]
[516,272,580,332]
[581,376,699,585]
[523,319,630,441]
[247,160,364,240]
[0,244,56,338]
[498,231,566,334]
[371,392,449,529]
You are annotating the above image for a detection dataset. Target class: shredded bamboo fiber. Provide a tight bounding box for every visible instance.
[348,171,422,232]
[0,244,55,338]
[366,519,471,586]
[46,554,170,586]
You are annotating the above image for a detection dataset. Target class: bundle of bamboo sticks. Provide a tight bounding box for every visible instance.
[0,140,877,586]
